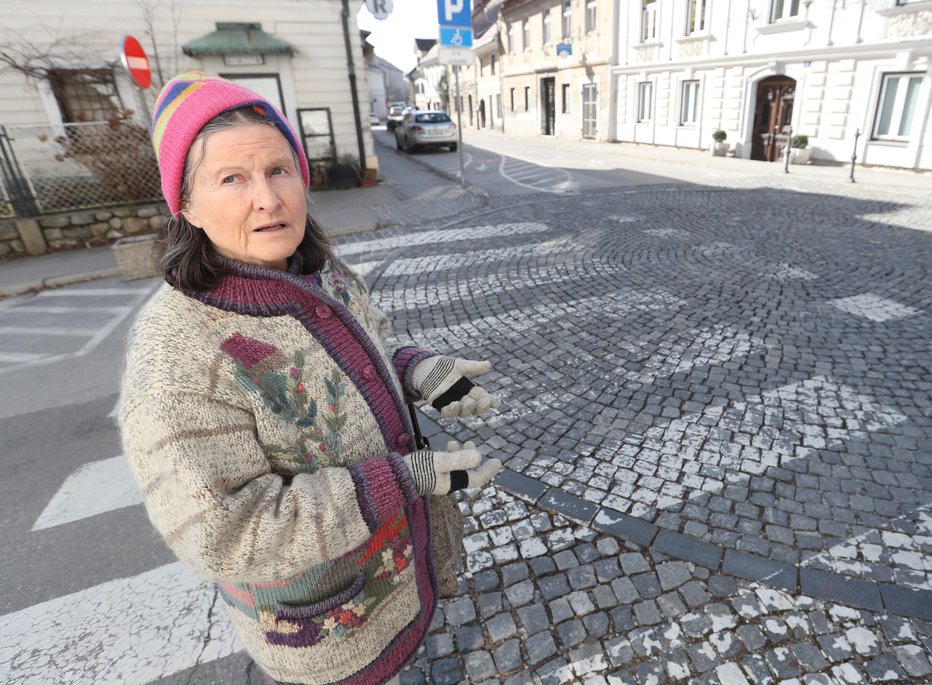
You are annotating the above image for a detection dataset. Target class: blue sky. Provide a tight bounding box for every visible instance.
[357,0,441,73]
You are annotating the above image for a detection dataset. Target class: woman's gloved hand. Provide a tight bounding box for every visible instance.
[402,441,503,495]
[411,356,503,417]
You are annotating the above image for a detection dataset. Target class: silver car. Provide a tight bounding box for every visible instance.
[394,110,457,153]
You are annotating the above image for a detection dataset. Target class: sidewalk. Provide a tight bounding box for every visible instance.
[0,183,408,299]
[461,128,932,201]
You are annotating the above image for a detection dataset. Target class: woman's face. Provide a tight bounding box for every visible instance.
[182,123,307,271]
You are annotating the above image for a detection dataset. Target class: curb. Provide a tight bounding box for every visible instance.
[0,267,122,299]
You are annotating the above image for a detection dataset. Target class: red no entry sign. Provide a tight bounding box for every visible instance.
[120,35,151,89]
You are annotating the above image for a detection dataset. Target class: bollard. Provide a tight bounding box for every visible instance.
[784,125,792,174]
[850,128,860,183]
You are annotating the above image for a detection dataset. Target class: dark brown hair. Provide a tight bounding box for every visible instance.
[158,107,333,291]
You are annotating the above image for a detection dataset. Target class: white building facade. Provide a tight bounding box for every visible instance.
[613,0,932,169]
[0,0,378,172]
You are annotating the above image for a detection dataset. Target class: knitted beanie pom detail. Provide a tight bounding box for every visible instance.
[151,71,310,214]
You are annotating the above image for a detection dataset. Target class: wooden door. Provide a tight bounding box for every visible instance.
[751,76,796,162]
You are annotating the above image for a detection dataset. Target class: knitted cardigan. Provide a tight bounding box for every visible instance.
[118,257,442,685]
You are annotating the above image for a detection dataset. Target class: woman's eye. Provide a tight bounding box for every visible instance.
[221,175,237,184]
[270,167,286,176]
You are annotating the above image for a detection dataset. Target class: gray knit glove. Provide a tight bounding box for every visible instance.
[402,441,503,496]
[411,356,502,418]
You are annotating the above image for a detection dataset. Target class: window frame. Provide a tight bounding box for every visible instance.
[543,9,553,44]
[685,0,707,35]
[524,86,531,111]
[586,0,597,32]
[563,1,573,38]
[770,0,801,22]
[637,81,653,122]
[523,18,531,49]
[873,72,924,141]
[47,67,125,123]
[642,0,658,42]
[679,80,700,125]
[562,83,571,113]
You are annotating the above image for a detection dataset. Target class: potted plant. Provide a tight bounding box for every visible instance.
[326,153,360,189]
[789,134,813,164]
[711,129,729,157]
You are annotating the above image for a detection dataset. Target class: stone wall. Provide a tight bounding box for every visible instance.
[0,201,168,258]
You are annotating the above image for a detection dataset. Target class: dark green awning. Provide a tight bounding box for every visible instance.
[182,23,293,57]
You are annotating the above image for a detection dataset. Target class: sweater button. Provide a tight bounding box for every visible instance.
[395,433,410,449]
[362,365,377,381]
[315,305,332,319]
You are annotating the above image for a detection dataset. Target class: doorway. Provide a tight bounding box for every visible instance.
[541,77,556,135]
[751,76,796,162]
[479,100,487,129]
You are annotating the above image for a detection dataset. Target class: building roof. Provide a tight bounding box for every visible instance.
[415,38,437,53]
[182,22,293,57]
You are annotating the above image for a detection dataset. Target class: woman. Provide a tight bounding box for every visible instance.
[119,72,503,685]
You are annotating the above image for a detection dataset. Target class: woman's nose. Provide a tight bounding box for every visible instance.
[252,177,282,212]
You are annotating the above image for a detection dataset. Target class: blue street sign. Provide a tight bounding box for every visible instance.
[439,25,473,48]
[437,0,471,28]
[556,43,573,57]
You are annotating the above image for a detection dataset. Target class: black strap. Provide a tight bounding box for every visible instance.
[408,404,431,450]
[431,377,474,411]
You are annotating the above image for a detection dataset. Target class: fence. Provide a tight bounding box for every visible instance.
[0,119,162,219]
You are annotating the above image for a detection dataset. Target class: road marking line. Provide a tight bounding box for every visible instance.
[828,293,920,322]
[0,325,97,337]
[0,562,240,684]
[336,222,549,258]
[32,456,143,531]
[0,352,46,363]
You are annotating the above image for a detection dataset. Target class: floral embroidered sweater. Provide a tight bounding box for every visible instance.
[118,257,440,685]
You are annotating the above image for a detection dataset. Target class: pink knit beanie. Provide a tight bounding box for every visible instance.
[151,72,310,215]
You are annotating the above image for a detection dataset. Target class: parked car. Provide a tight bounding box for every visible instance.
[368,111,380,126]
[386,101,408,130]
[394,110,457,153]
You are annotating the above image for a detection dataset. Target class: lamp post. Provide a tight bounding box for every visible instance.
[850,128,861,183]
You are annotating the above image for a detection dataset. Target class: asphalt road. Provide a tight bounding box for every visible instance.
[1,142,930,684]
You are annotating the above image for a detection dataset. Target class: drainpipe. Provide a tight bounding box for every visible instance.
[341,0,367,171]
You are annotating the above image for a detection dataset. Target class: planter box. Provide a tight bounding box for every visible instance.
[326,165,360,190]
[790,147,813,165]
[112,234,159,280]
[711,142,729,157]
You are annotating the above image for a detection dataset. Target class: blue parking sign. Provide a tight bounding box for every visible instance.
[437,0,471,28]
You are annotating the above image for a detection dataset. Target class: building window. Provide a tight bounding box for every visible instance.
[496,94,502,118]
[523,18,531,49]
[770,0,800,22]
[543,10,552,44]
[642,0,658,41]
[686,0,706,34]
[508,22,515,52]
[490,54,497,75]
[563,1,573,38]
[48,68,124,122]
[638,81,653,121]
[680,80,700,124]
[874,73,923,141]
[525,86,531,111]
[510,87,515,111]
[586,0,597,32]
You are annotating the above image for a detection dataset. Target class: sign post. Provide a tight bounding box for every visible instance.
[120,35,152,124]
[437,0,472,188]
[364,0,394,21]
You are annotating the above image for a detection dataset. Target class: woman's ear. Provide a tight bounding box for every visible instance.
[180,202,201,229]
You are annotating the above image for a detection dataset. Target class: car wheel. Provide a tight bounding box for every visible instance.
[405,138,414,154]
[449,143,457,152]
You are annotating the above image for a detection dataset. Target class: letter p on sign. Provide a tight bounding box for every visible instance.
[442,0,466,23]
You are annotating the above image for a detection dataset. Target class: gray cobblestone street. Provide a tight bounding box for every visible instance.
[334,179,932,684]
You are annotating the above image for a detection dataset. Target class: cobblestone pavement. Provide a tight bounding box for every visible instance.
[331,180,932,684]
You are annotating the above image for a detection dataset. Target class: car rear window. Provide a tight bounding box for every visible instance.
[415,113,451,123]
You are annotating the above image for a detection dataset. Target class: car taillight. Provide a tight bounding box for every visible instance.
[409,125,423,131]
